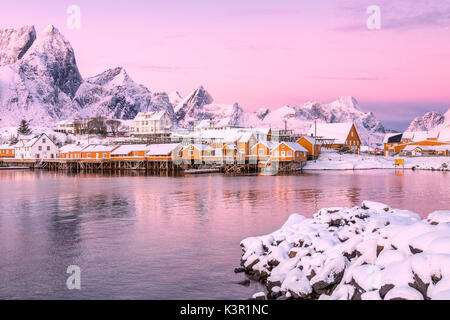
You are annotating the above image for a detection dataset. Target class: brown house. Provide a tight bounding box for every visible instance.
[307,122,361,152]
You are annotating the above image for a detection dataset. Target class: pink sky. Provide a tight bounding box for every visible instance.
[1,0,450,129]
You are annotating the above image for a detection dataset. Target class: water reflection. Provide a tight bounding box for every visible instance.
[0,169,448,299]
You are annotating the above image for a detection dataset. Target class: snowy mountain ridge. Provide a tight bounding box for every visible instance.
[1,24,442,146]
[406,110,450,132]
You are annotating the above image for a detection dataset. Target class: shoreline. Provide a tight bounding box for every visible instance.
[239,201,450,300]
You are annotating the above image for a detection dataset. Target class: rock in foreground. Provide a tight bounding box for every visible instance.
[240,201,450,300]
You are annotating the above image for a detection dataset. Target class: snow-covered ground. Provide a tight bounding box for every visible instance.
[304,149,450,171]
[240,200,450,300]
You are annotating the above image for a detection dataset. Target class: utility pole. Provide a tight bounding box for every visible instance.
[313,120,317,162]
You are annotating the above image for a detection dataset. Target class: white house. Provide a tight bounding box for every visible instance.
[14,133,58,159]
[130,111,173,136]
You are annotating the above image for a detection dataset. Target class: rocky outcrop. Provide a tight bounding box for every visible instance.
[239,201,450,300]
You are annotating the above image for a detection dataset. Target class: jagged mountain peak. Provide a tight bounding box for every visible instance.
[174,85,214,124]
[406,110,448,132]
[0,25,36,66]
[86,67,132,87]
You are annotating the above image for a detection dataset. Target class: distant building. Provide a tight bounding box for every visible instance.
[307,122,361,151]
[0,144,15,158]
[130,111,172,136]
[384,129,450,156]
[54,120,76,134]
[14,133,58,159]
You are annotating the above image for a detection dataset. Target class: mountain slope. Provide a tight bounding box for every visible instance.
[74,67,175,120]
[0,24,81,126]
[0,25,36,67]
[406,110,448,132]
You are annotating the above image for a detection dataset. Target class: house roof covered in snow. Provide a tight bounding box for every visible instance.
[111,144,151,155]
[81,144,118,152]
[299,136,317,144]
[251,140,277,150]
[383,133,403,144]
[183,144,214,151]
[274,142,308,152]
[307,122,355,144]
[438,129,450,142]
[59,144,85,153]
[0,144,15,150]
[134,111,168,121]
[146,144,181,156]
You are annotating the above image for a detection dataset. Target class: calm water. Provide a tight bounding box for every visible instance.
[0,169,448,299]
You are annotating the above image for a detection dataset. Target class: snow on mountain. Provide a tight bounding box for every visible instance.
[74,67,175,121]
[0,25,36,67]
[239,96,386,144]
[174,85,238,128]
[168,91,183,106]
[406,110,449,132]
[0,24,81,126]
[0,24,390,143]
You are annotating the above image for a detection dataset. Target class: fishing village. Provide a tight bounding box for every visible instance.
[0,111,449,175]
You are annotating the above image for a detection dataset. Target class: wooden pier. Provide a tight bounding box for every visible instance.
[0,158,304,175]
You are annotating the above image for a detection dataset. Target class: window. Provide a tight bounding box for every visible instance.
[47,146,50,151]
[258,148,264,155]
[287,151,292,156]
[351,132,354,137]
[189,150,194,156]
[38,146,42,151]
[87,154,91,158]
[281,151,286,157]
[134,152,138,156]
[42,138,46,143]
[103,153,107,158]
[36,154,40,159]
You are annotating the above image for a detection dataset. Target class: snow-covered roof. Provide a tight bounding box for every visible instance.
[0,144,14,150]
[383,133,402,144]
[299,136,317,144]
[251,140,277,150]
[111,144,150,155]
[134,111,167,121]
[82,144,118,152]
[146,143,181,156]
[59,144,85,153]
[413,131,439,142]
[183,144,214,151]
[438,129,450,142]
[402,145,424,152]
[238,132,255,143]
[274,142,308,152]
[307,122,355,144]
[224,143,238,150]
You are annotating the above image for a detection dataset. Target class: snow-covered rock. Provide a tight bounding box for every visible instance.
[406,110,448,132]
[239,201,450,300]
[0,24,81,126]
[0,26,36,67]
[74,67,175,121]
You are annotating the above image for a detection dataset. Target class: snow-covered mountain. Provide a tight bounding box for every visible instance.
[406,110,449,132]
[241,96,386,144]
[74,67,175,121]
[0,24,389,144]
[0,25,36,67]
[0,24,82,126]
